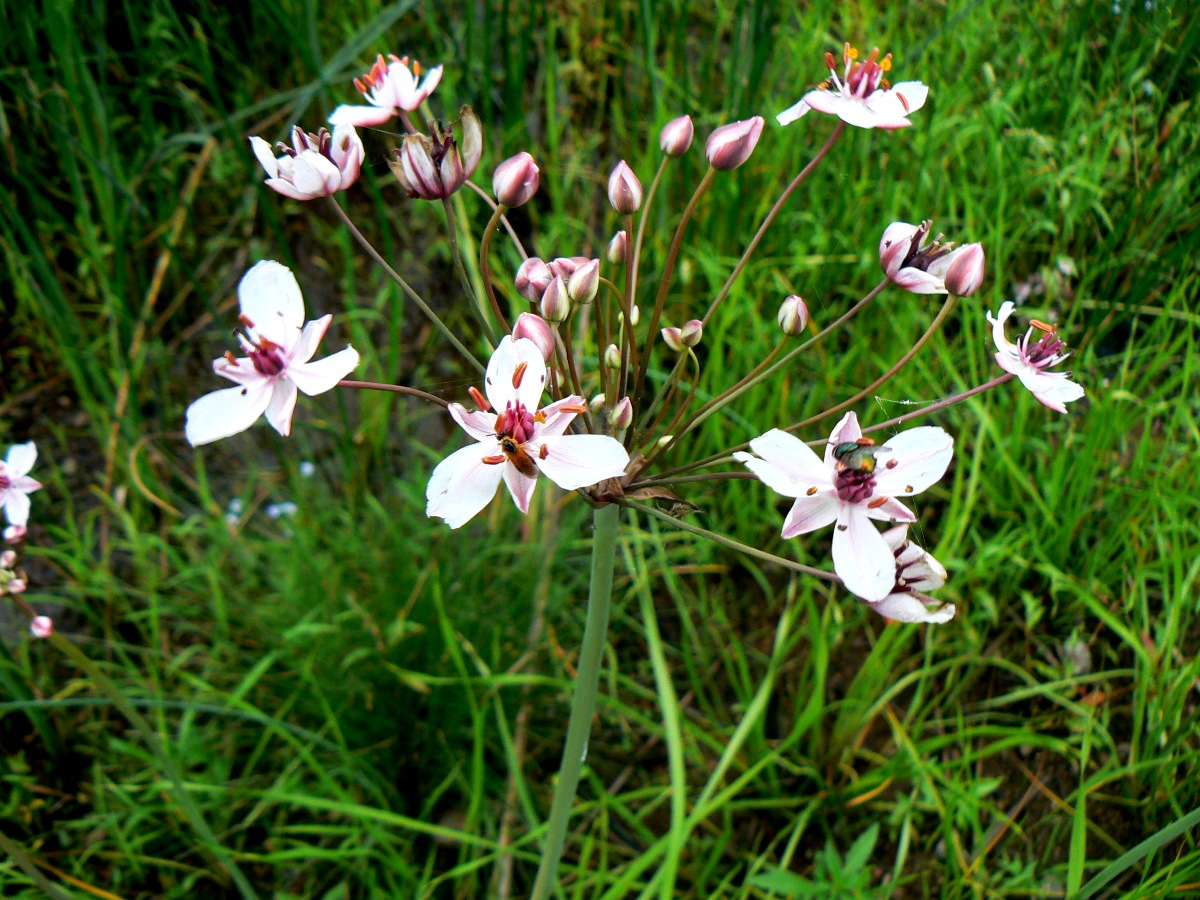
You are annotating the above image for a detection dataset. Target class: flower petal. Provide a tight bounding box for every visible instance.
[873,427,954,497]
[185,381,274,446]
[290,150,340,198]
[775,97,812,126]
[484,337,547,412]
[249,136,279,178]
[891,266,947,293]
[538,396,586,438]
[864,496,916,523]
[1025,372,1086,414]
[239,260,305,350]
[888,81,928,115]
[264,379,299,436]
[426,443,505,529]
[868,593,956,624]
[824,412,862,468]
[832,505,895,602]
[745,429,829,485]
[780,491,840,538]
[835,98,891,129]
[328,104,396,127]
[5,442,37,478]
[801,90,843,115]
[449,403,499,442]
[503,464,539,513]
[532,434,629,490]
[987,302,1019,356]
[2,490,31,527]
[287,345,360,396]
[289,316,332,365]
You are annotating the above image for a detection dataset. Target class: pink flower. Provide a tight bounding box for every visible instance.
[249,125,363,201]
[879,221,983,295]
[734,413,953,602]
[988,302,1085,413]
[705,117,764,170]
[870,526,955,624]
[185,261,360,446]
[0,442,41,528]
[426,338,630,528]
[329,54,443,127]
[777,44,927,130]
[30,615,53,638]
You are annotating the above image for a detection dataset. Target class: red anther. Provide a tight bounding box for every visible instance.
[511,361,528,389]
[559,403,588,414]
[825,51,837,70]
[482,454,506,465]
[897,92,910,113]
[539,445,549,460]
[412,59,422,76]
[865,47,880,65]
[1030,319,1057,333]
[224,350,237,364]
[806,486,819,496]
[494,409,509,434]
[885,459,898,469]
[856,437,876,446]
[353,77,366,94]
[468,385,490,411]
[239,313,255,328]
[868,496,890,509]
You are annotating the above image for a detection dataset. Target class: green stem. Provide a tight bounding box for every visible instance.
[530,503,621,900]
[0,831,73,899]
[443,197,502,343]
[477,202,512,336]
[49,633,259,899]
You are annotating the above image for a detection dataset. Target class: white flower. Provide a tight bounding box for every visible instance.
[329,54,443,127]
[185,261,360,446]
[0,442,41,528]
[249,125,363,201]
[988,302,1085,414]
[735,413,953,602]
[777,44,927,130]
[426,337,630,529]
[870,525,955,624]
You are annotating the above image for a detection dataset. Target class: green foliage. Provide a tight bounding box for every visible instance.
[2,0,1200,896]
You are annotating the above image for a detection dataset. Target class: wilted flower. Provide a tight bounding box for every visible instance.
[0,442,41,529]
[778,44,927,130]
[988,302,1085,413]
[608,161,643,214]
[659,115,695,157]
[513,312,555,362]
[777,295,809,336]
[425,338,630,528]
[329,54,443,126]
[389,107,482,201]
[705,117,764,170]
[870,525,955,623]
[185,261,360,446]
[880,221,984,295]
[30,615,53,638]
[492,152,540,206]
[735,413,953,602]
[249,125,363,201]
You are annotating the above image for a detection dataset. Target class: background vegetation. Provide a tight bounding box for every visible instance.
[2,0,1199,896]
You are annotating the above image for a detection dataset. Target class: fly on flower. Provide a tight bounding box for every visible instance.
[777,44,928,130]
[425,337,630,529]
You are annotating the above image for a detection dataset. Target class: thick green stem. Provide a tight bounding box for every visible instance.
[530,503,621,900]
[49,633,259,899]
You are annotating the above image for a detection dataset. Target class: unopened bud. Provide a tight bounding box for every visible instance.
[567,259,600,304]
[459,106,483,179]
[8,578,26,595]
[4,525,26,543]
[0,550,15,569]
[493,151,540,207]
[30,615,53,639]
[612,397,633,431]
[705,117,764,171]
[680,319,703,347]
[659,115,695,157]
[540,275,571,322]
[548,257,588,279]
[619,305,640,327]
[604,343,622,369]
[513,312,555,362]
[661,326,685,353]
[777,295,809,336]
[944,243,985,296]
[607,161,643,214]
[515,257,553,302]
[590,394,607,413]
[607,230,628,265]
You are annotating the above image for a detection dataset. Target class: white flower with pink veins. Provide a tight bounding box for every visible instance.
[0,442,42,528]
[777,44,927,130]
[426,337,631,529]
[988,302,1085,414]
[185,261,360,446]
[735,412,953,602]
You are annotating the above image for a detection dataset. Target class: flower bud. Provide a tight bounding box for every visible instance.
[459,106,483,179]
[944,242,985,296]
[590,394,607,413]
[680,319,703,347]
[493,151,540,206]
[548,257,590,280]
[567,259,600,304]
[4,525,26,543]
[607,230,628,265]
[607,161,643,214]
[705,116,764,171]
[30,615,53,639]
[513,312,555,362]
[515,257,553,302]
[777,295,809,336]
[620,305,640,327]
[0,550,15,569]
[540,275,571,322]
[604,343,622,369]
[8,578,26,595]
[612,396,633,431]
[661,326,685,353]
[659,115,695,157]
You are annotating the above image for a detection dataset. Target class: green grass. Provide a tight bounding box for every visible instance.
[2,0,1200,896]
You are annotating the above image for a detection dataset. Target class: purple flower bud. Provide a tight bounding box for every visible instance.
[944,242,985,296]
[661,327,685,353]
[4,525,26,543]
[612,396,633,431]
[30,615,52,638]
[705,117,764,171]
[8,578,27,595]
[604,343,622,369]
[513,312,555,362]
[777,295,809,336]
[568,259,600,304]
[540,275,571,322]
[515,257,553,302]
[680,319,703,347]
[607,161,643,214]
[493,151,540,207]
[548,257,589,279]
[0,550,15,569]
[659,115,695,157]
[608,230,628,265]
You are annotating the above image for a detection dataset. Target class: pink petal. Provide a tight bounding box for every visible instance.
[801,90,843,115]
[868,593,955,624]
[425,443,505,529]
[873,427,954,497]
[533,434,629,490]
[287,345,360,396]
[831,505,895,602]
[264,379,299,436]
[328,104,396,127]
[780,491,839,538]
[449,403,499,442]
[239,261,306,350]
[537,396,586,438]
[835,98,887,129]
[290,151,340,197]
[891,267,947,294]
[503,464,539,513]
[864,497,916,524]
[290,315,332,365]
[263,178,321,202]
[212,355,262,387]
[185,381,274,446]
[1026,373,1085,413]
[887,81,928,115]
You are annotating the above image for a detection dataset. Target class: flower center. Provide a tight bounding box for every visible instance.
[0,473,10,490]
[895,220,956,273]
[1023,322,1069,367]
[236,316,287,377]
[827,44,893,99]
[490,400,544,477]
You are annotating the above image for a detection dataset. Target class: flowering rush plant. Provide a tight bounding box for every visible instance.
[171,40,1086,895]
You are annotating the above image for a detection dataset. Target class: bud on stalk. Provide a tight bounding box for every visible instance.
[659,115,695,157]
[513,312,555,362]
[608,230,628,265]
[705,117,764,171]
[777,295,809,336]
[540,276,571,323]
[515,257,553,302]
[607,161,643,214]
[493,151,540,207]
[567,259,600,304]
